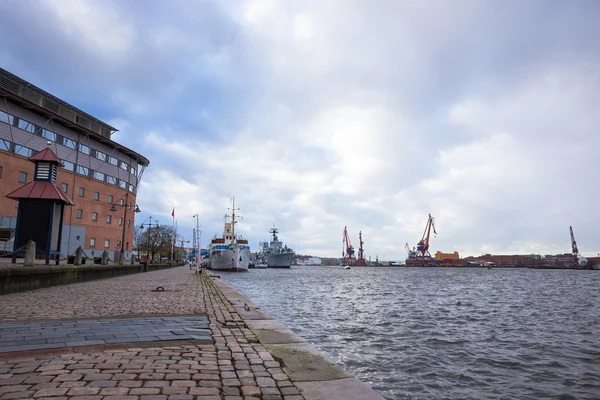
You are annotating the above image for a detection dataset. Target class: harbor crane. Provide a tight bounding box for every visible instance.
[342,226,356,266]
[404,242,415,260]
[570,226,587,267]
[570,226,579,257]
[414,214,437,265]
[356,230,367,266]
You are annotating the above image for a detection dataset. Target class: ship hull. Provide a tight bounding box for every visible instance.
[210,247,249,272]
[267,253,294,268]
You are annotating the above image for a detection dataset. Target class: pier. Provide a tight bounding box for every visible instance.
[0,266,383,400]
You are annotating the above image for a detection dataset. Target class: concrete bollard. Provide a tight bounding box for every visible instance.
[101,251,108,265]
[118,252,124,265]
[24,240,36,267]
[131,254,136,265]
[75,246,83,265]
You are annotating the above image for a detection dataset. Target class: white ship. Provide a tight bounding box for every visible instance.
[209,197,249,272]
[296,257,322,266]
[260,225,294,268]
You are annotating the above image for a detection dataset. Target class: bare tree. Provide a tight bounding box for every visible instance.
[140,225,174,262]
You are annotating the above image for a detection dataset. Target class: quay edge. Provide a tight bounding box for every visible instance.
[206,271,385,400]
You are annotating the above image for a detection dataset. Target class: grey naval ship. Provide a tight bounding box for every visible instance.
[260,225,294,268]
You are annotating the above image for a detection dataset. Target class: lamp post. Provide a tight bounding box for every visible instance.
[193,214,200,274]
[139,216,159,263]
[109,192,141,264]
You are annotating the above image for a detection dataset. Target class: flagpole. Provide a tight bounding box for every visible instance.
[171,208,175,262]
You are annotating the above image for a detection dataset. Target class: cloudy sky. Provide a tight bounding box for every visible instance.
[1,0,598,259]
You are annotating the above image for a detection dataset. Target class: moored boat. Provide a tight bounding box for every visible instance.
[209,197,249,272]
[260,225,294,268]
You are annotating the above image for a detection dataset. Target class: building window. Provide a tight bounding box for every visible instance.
[116,241,121,249]
[41,129,56,142]
[76,209,83,219]
[61,183,68,192]
[0,110,14,125]
[76,165,89,176]
[1,139,11,152]
[106,215,112,224]
[118,180,126,189]
[78,187,85,197]
[127,220,130,228]
[108,195,113,204]
[92,212,98,221]
[120,161,128,170]
[17,119,36,133]
[62,160,75,172]
[94,191,99,201]
[126,242,129,251]
[78,144,90,154]
[106,176,117,185]
[19,171,27,183]
[93,171,105,181]
[15,145,33,157]
[119,199,124,206]
[118,217,123,226]
[108,156,119,166]
[90,238,96,248]
[96,151,107,161]
[0,166,2,178]
[104,239,110,248]
[63,138,77,149]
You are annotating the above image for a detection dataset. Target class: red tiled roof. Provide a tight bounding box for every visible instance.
[28,148,64,166]
[6,181,75,205]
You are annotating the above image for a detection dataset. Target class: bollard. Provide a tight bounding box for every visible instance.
[24,240,36,267]
[75,246,83,265]
[118,252,124,265]
[131,254,136,265]
[101,250,108,265]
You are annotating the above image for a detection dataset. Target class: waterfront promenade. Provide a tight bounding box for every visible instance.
[0,267,382,400]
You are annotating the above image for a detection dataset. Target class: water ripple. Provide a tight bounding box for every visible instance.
[220,267,600,400]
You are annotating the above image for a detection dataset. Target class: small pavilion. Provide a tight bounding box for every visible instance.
[6,147,75,265]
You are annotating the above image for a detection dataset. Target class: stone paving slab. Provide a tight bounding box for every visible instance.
[0,316,211,354]
[0,267,206,322]
[0,267,383,400]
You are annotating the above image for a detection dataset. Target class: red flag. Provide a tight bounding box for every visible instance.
[171,208,175,218]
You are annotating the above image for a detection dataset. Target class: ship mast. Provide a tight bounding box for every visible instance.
[228,196,240,244]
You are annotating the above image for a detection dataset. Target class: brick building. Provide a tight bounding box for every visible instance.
[0,68,149,261]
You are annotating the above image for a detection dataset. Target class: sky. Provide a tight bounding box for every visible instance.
[1,0,599,259]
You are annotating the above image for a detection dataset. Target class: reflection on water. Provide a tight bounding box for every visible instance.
[220,267,600,400]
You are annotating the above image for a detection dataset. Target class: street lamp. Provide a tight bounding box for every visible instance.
[192,214,201,273]
[139,216,159,263]
[109,192,141,264]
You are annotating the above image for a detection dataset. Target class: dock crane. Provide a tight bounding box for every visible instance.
[404,242,416,260]
[570,226,579,257]
[356,230,367,266]
[415,214,437,265]
[570,226,587,268]
[342,226,356,266]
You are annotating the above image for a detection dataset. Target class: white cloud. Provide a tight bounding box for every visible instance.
[3,0,598,258]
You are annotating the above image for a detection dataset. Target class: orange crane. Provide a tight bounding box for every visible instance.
[415,214,437,265]
[356,230,367,266]
[342,226,356,266]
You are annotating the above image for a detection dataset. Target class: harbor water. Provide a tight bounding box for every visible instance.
[219,266,600,400]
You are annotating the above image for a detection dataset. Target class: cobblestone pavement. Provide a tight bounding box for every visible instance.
[0,268,306,399]
[0,316,211,353]
[0,268,206,322]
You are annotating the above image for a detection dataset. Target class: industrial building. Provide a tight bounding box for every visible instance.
[0,68,149,261]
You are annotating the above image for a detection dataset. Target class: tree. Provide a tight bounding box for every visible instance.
[140,224,174,262]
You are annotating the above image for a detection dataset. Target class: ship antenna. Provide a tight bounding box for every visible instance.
[227,196,241,243]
